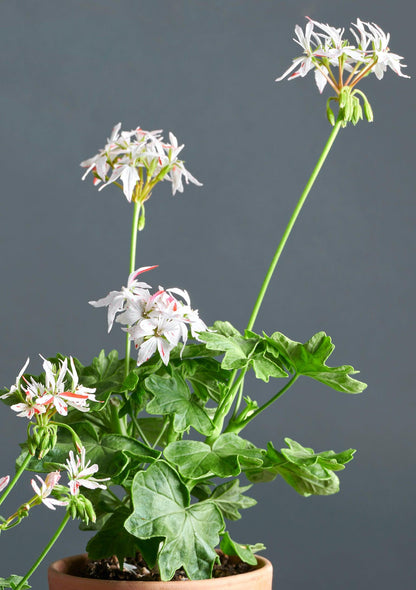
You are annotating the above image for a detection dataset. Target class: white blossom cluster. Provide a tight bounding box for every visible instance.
[277,17,409,93]
[0,357,99,419]
[80,123,202,202]
[90,266,208,366]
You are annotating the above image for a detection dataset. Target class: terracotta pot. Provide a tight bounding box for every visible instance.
[48,553,273,590]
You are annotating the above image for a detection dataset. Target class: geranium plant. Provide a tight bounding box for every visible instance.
[0,17,409,588]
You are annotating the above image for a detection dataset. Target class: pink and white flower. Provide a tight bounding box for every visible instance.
[31,472,68,510]
[34,357,100,416]
[6,356,99,419]
[65,447,109,496]
[0,475,10,492]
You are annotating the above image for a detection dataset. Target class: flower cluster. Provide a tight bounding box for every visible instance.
[90,266,207,366]
[277,17,410,93]
[0,356,99,419]
[80,123,202,202]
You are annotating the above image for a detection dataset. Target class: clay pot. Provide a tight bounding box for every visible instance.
[48,553,273,590]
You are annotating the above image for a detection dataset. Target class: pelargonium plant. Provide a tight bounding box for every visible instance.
[0,17,409,589]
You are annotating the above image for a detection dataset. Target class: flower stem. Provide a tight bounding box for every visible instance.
[210,120,343,435]
[124,200,142,381]
[246,119,342,331]
[15,512,70,590]
[0,451,32,508]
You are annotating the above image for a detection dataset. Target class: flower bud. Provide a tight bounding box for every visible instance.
[363,99,374,123]
[326,99,336,126]
[351,97,363,126]
[68,494,97,525]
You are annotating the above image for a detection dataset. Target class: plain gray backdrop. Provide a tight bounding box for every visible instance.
[0,1,414,588]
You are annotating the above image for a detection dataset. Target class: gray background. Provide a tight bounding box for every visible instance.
[0,1,414,588]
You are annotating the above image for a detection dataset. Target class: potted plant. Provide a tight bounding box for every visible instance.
[0,17,409,590]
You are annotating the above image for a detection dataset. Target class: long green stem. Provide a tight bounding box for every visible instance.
[0,452,32,508]
[124,200,142,381]
[210,120,343,436]
[15,512,70,590]
[246,119,342,331]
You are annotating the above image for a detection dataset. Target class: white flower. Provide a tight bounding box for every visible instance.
[80,122,122,186]
[0,357,30,399]
[81,124,202,201]
[31,472,68,510]
[275,21,321,83]
[65,447,109,496]
[0,475,10,492]
[351,20,410,79]
[91,268,208,367]
[89,265,157,332]
[276,17,410,94]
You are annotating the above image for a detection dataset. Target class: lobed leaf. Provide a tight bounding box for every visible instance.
[125,461,224,580]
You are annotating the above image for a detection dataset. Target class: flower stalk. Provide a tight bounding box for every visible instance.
[14,513,70,590]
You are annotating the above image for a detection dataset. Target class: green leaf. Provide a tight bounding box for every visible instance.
[164,434,263,479]
[178,358,230,403]
[0,576,30,590]
[145,374,214,435]
[136,417,170,447]
[220,532,265,566]
[264,331,367,393]
[87,506,160,569]
[76,350,127,402]
[251,354,288,382]
[200,322,258,370]
[210,480,257,520]
[125,461,224,581]
[246,440,355,496]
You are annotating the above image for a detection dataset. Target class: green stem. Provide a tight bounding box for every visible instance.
[0,452,32,508]
[15,512,70,590]
[246,120,342,331]
[211,121,343,435]
[124,200,142,382]
[226,374,299,434]
[153,417,169,449]
[130,410,151,447]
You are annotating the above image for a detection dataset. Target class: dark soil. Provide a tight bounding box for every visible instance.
[83,551,255,582]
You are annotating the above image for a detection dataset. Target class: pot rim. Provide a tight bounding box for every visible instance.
[48,552,273,586]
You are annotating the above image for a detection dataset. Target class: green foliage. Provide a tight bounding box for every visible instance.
[246,438,355,496]
[75,350,127,404]
[0,576,30,590]
[263,331,367,393]
[145,373,214,435]
[200,321,288,381]
[210,480,257,520]
[164,434,263,479]
[125,461,224,580]
[220,532,265,566]
[87,506,160,569]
